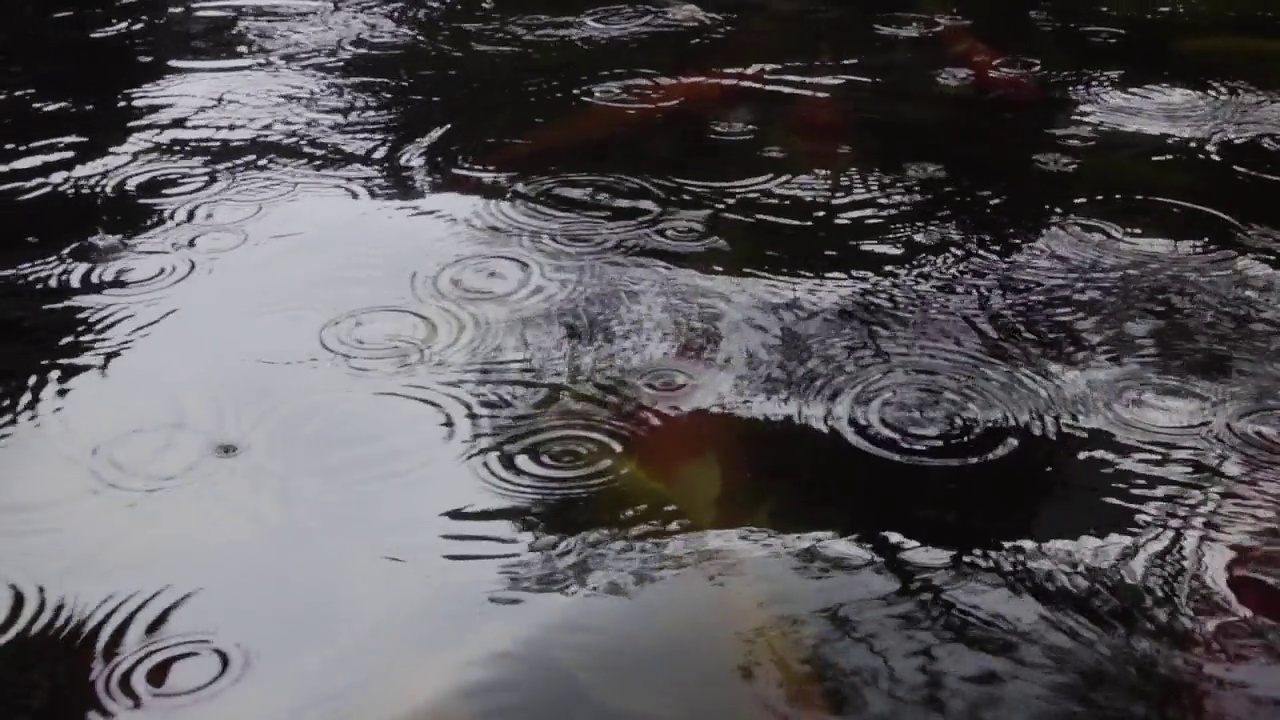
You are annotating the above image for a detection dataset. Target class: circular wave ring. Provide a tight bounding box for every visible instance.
[1209,133,1280,183]
[649,213,721,253]
[632,359,722,410]
[582,5,659,32]
[1088,373,1225,449]
[474,173,669,255]
[413,249,579,318]
[815,345,1063,467]
[872,12,944,38]
[472,415,637,501]
[1055,195,1248,273]
[318,304,491,372]
[1213,404,1280,470]
[94,634,248,714]
[577,70,688,110]
[99,162,230,206]
[168,227,250,255]
[12,243,198,301]
[89,424,233,493]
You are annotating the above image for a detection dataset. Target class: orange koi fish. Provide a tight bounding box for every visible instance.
[479,71,763,170]
[456,5,1039,183]
[1225,545,1280,625]
[935,21,1041,102]
[616,408,835,716]
[622,409,769,529]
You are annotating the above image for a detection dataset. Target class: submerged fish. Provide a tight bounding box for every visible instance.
[476,71,762,170]
[1226,545,1280,625]
[459,5,1040,182]
[388,556,834,720]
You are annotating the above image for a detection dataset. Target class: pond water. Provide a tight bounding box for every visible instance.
[2,1,1280,717]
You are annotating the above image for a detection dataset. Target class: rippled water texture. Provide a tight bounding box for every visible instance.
[3,0,1280,718]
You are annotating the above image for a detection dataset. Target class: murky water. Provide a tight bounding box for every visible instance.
[2,1,1280,717]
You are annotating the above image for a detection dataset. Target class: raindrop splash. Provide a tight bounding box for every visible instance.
[318,304,494,372]
[471,412,641,502]
[808,341,1063,467]
[472,173,666,255]
[95,634,248,715]
[411,249,580,320]
[872,13,944,38]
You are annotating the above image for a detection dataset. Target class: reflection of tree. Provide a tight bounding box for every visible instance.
[375,0,1069,278]
[478,525,1236,718]
[0,582,196,718]
[0,276,110,440]
[0,0,167,259]
[498,409,1141,549]
[0,2,172,432]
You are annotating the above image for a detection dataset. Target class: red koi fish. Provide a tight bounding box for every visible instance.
[936,21,1042,103]
[618,409,835,716]
[479,72,762,170]
[1159,540,1280,720]
[1225,545,1280,625]
[454,10,1037,186]
[622,409,764,529]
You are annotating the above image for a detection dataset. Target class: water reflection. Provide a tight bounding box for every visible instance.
[0,581,244,718]
[3,0,1280,717]
[476,528,1272,718]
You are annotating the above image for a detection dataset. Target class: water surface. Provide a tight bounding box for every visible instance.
[2,1,1280,718]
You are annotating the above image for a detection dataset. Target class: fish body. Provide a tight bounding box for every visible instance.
[397,557,833,720]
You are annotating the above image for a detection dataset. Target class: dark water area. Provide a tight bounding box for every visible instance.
[2,0,1280,717]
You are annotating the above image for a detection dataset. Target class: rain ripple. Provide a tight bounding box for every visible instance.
[318,302,498,374]
[72,380,275,497]
[470,174,720,256]
[581,4,715,37]
[1058,195,1250,273]
[169,168,373,228]
[802,339,1064,467]
[90,160,231,207]
[1213,401,1280,476]
[3,235,198,301]
[0,580,244,717]
[63,373,480,532]
[462,4,716,49]
[470,414,640,502]
[1082,369,1226,452]
[1075,80,1280,185]
[410,248,582,322]
[204,0,413,64]
[95,633,249,716]
[468,383,651,503]
[630,358,726,412]
[578,70,702,111]
[245,382,480,517]
[871,12,945,38]
[1211,132,1280,184]
[992,195,1253,293]
[90,423,244,494]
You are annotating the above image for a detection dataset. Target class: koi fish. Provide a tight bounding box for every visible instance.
[452,3,1040,187]
[620,409,778,530]
[478,71,763,171]
[1225,546,1280,625]
[389,558,835,720]
[935,22,1042,102]
[613,409,834,716]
